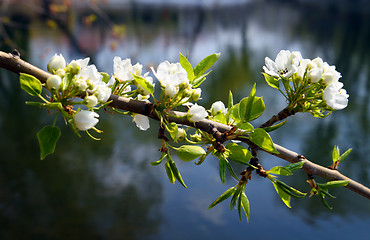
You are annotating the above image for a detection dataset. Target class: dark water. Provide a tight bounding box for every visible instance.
[0,0,369,239]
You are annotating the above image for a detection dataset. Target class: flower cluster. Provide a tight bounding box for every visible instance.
[263,50,349,115]
[46,54,112,132]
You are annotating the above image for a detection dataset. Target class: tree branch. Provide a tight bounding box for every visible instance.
[1,50,369,199]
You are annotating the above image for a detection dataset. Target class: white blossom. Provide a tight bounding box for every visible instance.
[188,104,208,122]
[113,56,142,82]
[307,68,323,83]
[47,54,66,73]
[190,88,202,102]
[151,60,189,96]
[176,128,186,141]
[323,82,349,110]
[95,84,111,103]
[211,101,226,115]
[133,114,150,131]
[74,110,99,131]
[85,95,98,108]
[263,50,300,78]
[46,75,62,90]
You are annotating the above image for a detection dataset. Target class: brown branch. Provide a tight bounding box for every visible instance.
[1,50,369,199]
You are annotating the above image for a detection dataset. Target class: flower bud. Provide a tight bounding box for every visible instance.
[74,78,88,92]
[190,88,202,102]
[85,95,98,108]
[47,54,66,73]
[211,101,226,115]
[46,75,62,90]
[55,68,65,77]
[176,128,186,141]
[74,110,99,131]
[165,84,178,98]
[95,85,111,103]
[68,60,81,74]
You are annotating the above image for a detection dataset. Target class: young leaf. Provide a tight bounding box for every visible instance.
[176,145,206,162]
[167,155,187,188]
[240,192,250,222]
[275,179,306,198]
[249,128,279,154]
[219,158,226,184]
[151,152,167,166]
[269,166,293,176]
[208,186,236,209]
[262,120,287,132]
[19,73,42,96]
[132,74,154,94]
[179,52,194,83]
[332,145,340,163]
[262,72,280,89]
[284,161,305,172]
[228,90,234,111]
[272,181,291,208]
[100,72,110,84]
[37,125,61,160]
[230,186,243,210]
[224,158,239,180]
[338,148,352,163]
[225,143,253,164]
[317,180,349,188]
[165,160,175,184]
[193,53,220,77]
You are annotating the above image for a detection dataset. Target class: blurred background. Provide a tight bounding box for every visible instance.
[0,0,369,239]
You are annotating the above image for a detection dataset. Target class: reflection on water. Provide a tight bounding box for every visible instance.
[1,0,369,239]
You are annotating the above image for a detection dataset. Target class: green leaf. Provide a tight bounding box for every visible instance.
[230,186,243,210]
[177,145,206,162]
[272,181,291,208]
[37,125,61,160]
[219,158,226,184]
[317,180,349,188]
[167,122,179,142]
[332,145,340,163]
[319,191,333,210]
[238,85,265,122]
[339,148,352,163]
[285,161,305,172]
[133,74,154,94]
[225,143,253,164]
[240,192,250,222]
[26,101,63,110]
[230,103,240,122]
[179,52,194,83]
[275,179,306,198]
[228,90,234,110]
[167,155,187,188]
[262,72,280,89]
[100,72,110,84]
[151,152,167,166]
[224,158,239,180]
[19,73,42,96]
[249,128,279,154]
[193,53,220,77]
[165,160,175,184]
[262,120,287,132]
[208,186,236,209]
[237,122,254,131]
[269,166,293,176]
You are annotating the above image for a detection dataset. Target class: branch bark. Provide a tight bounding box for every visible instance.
[1,50,369,199]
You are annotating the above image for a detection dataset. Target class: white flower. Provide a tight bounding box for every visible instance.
[323,82,349,110]
[95,84,111,103]
[79,64,103,88]
[322,69,341,85]
[75,57,90,69]
[151,60,189,96]
[307,68,323,83]
[188,104,208,122]
[133,114,150,131]
[46,75,62,90]
[85,95,98,108]
[47,54,66,73]
[74,110,99,131]
[263,50,300,78]
[68,60,81,74]
[190,88,202,102]
[211,101,226,115]
[113,56,142,82]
